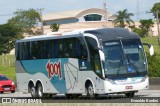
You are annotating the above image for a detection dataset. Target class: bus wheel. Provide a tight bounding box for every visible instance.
[30,86,37,97]
[37,83,43,98]
[125,92,135,98]
[86,83,95,98]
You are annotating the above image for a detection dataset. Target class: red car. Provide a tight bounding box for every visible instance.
[0,74,15,93]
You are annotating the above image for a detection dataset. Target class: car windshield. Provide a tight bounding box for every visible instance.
[103,39,147,78]
[0,76,9,81]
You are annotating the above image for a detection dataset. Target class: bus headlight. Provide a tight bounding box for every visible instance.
[141,75,148,82]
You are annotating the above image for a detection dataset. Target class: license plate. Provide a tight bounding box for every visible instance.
[4,88,10,90]
[125,86,133,90]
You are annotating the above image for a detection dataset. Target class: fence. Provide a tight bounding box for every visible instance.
[0,55,15,67]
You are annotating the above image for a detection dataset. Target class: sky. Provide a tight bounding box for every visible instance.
[0,0,159,24]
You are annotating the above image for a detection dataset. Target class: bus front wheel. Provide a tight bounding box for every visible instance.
[86,83,95,98]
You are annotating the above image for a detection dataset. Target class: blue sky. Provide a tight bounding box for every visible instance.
[0,0,159,24]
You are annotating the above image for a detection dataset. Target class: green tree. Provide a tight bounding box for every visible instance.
[139,19,154,37]
[131,19,154,37]
[50,23,60,32]
[151,2,160,19]
[113,9,134,28]
[0,23,23,55]
[8,9,41,35]
[132,27,145,37]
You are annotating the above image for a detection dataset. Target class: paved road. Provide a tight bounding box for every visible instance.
[0,90,160,97]
[0,90,160,103]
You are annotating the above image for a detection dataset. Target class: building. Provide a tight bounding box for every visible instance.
[42,8,116,34]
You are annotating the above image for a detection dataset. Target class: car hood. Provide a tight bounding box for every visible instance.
[0,80,12,85]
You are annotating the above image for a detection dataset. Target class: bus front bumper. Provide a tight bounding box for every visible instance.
[103,77,149,94]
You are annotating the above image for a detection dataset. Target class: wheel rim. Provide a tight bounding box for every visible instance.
[38,85,43,97]
[88,85,94,97]
[31,87,36,97]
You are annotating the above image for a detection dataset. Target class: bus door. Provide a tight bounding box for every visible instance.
[85,36,104,92]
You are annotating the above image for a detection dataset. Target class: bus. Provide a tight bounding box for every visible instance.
[15,28,154,98]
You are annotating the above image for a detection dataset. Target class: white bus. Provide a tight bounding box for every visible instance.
[15,28,154,98]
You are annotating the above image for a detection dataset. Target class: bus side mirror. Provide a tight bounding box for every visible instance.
[143,43,154,56]
[149,45,154,56]
[99,50,105,61]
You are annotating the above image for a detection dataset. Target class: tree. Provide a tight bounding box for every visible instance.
[50,23,60,32]
[151,2,160,45]
[113,9,134,28]
[132,27,145,37]
[139,19,154,37]
[131,19,154,37]
[0,24,23,55]
[151,2,160,19]
[8,9,41,35]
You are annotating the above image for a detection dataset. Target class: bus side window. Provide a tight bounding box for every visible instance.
[59,41,63,58]
[31,41,41,59]
[42,41,48,59]
[76,37,88,60]
[53,40,59,58]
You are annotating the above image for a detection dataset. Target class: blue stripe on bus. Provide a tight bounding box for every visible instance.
[20,58,68,93]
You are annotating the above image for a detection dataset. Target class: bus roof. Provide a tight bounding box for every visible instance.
[16,33,82,43]
[16,28,139,43]
[84,28,140,41]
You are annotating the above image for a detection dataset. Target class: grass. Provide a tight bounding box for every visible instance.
[141,36,160,55]
[0,66,16,82]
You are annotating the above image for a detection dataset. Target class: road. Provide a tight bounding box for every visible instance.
[0,90,160,103]
[1,90,160,97]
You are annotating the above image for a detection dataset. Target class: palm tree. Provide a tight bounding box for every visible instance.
[50,23,60,32]
[113,9,134,28]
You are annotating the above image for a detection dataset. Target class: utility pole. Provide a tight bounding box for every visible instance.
[136,0,140,21]
[37,8,44,35]
[156,11,160,46]
[147,11,160,46]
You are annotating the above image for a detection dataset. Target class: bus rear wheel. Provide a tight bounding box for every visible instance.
[30,86,37,97]
[37,83,43,98]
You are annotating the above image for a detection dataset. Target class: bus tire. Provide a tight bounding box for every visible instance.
[11,90,15,93]
[30,86,37,97]
[125,92,135,98]
[86,83,95,98]
[37,83,43,98]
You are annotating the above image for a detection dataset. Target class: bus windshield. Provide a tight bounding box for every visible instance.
[103,39,147,78]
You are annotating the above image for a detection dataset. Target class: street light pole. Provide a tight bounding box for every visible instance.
[103,0,108,27]
[37,8,44,35]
